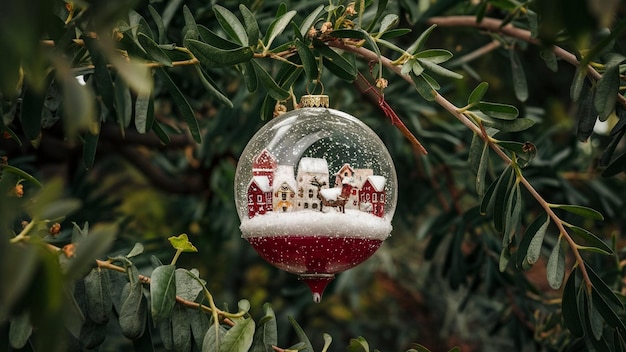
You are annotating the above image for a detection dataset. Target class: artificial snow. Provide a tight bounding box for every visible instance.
[240,209,392,240]
[320,187,342,201]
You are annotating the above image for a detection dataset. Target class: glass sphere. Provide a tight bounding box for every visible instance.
[233,95,397,302]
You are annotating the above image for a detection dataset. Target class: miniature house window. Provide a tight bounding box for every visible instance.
[304,203,309,209]
[308,189,314,199]
[282,206,287,212]
[312,203,318,209]
[282,193,287,200]
[373,193,377,202]
[248,195,253,204]
[381,194,385,201]
[257,195,263,203]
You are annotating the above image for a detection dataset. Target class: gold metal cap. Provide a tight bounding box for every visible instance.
[300,95,329,108]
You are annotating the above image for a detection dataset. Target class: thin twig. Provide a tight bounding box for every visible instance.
[426,15,626,109]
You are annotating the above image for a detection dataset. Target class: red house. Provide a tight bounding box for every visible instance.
[247,176,273,218]
[359,176,386,217]
[252,149,277,186]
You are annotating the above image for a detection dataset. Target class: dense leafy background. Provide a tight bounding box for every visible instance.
[1,0,626,351]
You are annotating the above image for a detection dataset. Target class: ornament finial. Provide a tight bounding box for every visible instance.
[300,95,329,108]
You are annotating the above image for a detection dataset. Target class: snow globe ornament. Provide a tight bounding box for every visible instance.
[234,95,397,302]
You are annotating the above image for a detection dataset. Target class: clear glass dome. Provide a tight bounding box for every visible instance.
[233,96,397,302]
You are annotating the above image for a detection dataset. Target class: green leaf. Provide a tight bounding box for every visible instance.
[203,323,227,352]
[378,14,399,35]
[566,225,613,255]
[108,55,153,96]
[240,61,258,93]
[82,127,99,170]
[9,311,32,349]
[185,39,254,68]
[315,44,357,81]
[134,90,151,134]
[126,243,144,258]
[468,82,489,105]
[546,238,565,289]
[168,233,198,252]
[366,0,389,32]
[602,151,626,177]
[198,25,242,50]
[502,182,521,247]
[59,67,96,140]
[251,60,290,101]
[523,212,550,266]
[194,65,233,108]
[175,268,204,301]
[493,166,514,232]
[417,58,462,79]
[148,5,165,44]
[295,39,318,81]
[213,5,248,46]
[64,223,117,281]
[288,317,314,352]
[411,74,436,101]
[220,317,255,352]
[510,50,528,101]
[189,306,209,348]
[150,264,176,325]
[172,303,192,352]
[251,303,277,352]
[264,10,297,49]
[476,139,489,196]
[577,84,598,142]
[480,177,498,215]
[347,337,369,352]
[154,68,202,143]
[84,37,115,112]
[115,75,132,129]
[138,33,172,67]
[0,164,42,188]
[540,47,558,72]
[586,290,604,341]
[414,49,453,64]
[570,65,587,101]
[407,24,437,54]
[84,267,112,324]
[586,265,624,309]
[299,5,324,37]
[119,282,147,340]
[478,102,519,120]
[182,5,199,40]
[595,64,620,121]
[240,4,260,46]
[550,204,604,220]
[592,288,626,332]
[481,116,535,132]
[379,28,412,40]
[562,269,584,337]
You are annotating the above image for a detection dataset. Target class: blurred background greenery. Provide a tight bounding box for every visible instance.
[2,0,626,351]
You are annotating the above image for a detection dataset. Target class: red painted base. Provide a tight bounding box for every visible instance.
[246,235,383,302]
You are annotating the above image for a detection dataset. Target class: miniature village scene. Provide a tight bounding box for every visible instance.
[239,148,393,241]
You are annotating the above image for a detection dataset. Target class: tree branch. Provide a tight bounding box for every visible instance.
[329,39,593,291]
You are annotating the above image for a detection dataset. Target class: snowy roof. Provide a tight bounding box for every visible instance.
[298,157,328,174]
[334,163,354,175]
[249,176,272,192]
[273,165,297,191]
[320,187,342,201]
[365,175,386,191]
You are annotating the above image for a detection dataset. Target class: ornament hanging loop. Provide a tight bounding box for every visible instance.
[305,79,325,96]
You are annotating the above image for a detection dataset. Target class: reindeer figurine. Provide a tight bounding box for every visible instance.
[310,176,353,213]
